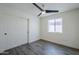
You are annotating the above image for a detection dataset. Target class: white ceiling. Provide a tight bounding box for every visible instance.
[0,3,32,12]
[0,3,79,17]
[36,3,79,17]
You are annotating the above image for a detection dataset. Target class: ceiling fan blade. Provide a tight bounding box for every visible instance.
[32,3,43,11]
[45,10,59,13]
[38,13,42,16]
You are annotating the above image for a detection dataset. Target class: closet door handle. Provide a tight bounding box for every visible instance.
[4,33,7,35]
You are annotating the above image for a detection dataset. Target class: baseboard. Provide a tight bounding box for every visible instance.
[29,39,40,44]
[40,39,79,51]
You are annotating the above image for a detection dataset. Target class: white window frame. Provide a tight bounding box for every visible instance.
[48,17,62,33]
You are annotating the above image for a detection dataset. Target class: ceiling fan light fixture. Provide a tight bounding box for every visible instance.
[32,3,59,16]
[41,11,46,15]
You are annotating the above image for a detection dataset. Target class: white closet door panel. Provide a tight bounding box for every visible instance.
[6,16,27,49]
[0,15,8,53]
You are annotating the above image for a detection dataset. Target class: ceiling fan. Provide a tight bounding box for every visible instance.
[32,3,59,16]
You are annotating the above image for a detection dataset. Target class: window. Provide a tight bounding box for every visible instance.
[48,18,62,33]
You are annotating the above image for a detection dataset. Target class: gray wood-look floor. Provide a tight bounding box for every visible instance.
[1,39,79,55]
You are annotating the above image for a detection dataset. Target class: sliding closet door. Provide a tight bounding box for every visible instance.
[7,16,27,49]
[0,15,8,53]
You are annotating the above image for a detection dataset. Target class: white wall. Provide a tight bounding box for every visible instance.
[0,4,40,53]
[40,9,79,49]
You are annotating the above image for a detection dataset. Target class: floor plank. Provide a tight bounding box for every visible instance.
[1,39,79,55]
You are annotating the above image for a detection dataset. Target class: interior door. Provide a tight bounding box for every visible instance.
[0,15,8,53]
[7,16,28,49]
[0,15,28,52]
